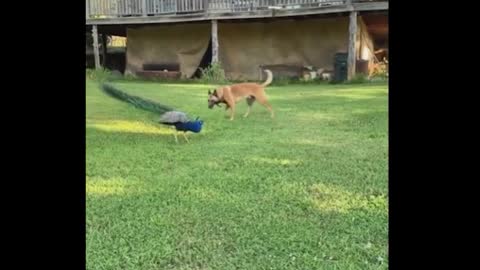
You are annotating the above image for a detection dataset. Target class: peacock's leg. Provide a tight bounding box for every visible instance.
[173,127,179,143]
[182,132,189,143]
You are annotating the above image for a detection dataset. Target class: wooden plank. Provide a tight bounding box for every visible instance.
[347,10,357,80]
[211,19,219,63]
[353,1,388,11]
[92,25,101,69]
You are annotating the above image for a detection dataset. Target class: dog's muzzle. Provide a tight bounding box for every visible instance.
[208,101,221,109]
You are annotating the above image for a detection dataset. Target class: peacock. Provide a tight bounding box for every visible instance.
[100,83,203,143]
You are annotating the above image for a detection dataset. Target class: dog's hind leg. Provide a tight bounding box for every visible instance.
[264,102,274,118]
[255,94,274,118]
[244,96,256,118]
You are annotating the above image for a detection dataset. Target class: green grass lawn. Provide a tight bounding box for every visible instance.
[86,78,388,270]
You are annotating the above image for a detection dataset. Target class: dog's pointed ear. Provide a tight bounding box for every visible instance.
[208,90,211,95]
[215,88,223,98]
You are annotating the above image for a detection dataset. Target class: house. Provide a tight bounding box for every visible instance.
[86,0,388,81]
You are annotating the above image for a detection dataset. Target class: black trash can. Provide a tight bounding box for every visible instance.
[333,53,348,82]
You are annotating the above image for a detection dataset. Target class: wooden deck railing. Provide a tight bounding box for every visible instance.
[86,0,386,19]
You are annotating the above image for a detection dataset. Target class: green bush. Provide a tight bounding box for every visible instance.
[86,68,114,82]
[347,73,370,84]
[199,62,228,84]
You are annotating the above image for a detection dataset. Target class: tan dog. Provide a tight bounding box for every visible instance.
[207,69,274,120]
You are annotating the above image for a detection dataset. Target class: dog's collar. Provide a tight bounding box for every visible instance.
[211,99,222,107]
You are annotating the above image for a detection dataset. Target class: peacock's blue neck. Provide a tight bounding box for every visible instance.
[174,121,203,133]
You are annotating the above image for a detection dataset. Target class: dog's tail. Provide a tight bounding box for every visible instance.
[261,69,273,87]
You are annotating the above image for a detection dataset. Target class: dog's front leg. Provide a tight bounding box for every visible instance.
[229,104,235,121]
[224,104,231,119]
[223,98,235,120]
[244,96,255,118]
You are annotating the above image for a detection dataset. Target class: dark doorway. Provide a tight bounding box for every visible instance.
[192,38,212,78]
[86,52,126,73]
[361,13,388,52]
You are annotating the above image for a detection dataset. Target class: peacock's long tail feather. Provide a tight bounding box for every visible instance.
[101,83,175,114]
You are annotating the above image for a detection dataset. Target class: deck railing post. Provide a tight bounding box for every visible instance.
[142,0,148,16]
[86,0,90,19]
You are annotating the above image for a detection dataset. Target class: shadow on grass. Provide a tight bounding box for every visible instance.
[87,176,387,270]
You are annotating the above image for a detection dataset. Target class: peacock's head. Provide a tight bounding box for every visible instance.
[188,118,204,133]
[195,117,204,125]
[207,89,222,109]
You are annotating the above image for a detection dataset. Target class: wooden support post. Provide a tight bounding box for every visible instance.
[211,19,219,64]
[92,25,101,69]
[142,0,147,16]
[101,34,108,68]
[347,11,357,80]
